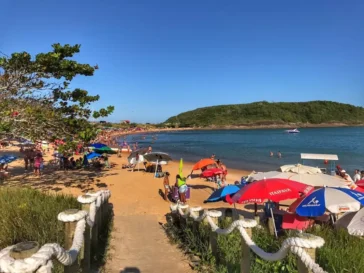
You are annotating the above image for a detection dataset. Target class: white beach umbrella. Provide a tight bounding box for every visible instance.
[279,164,322,174]
[247,171,349,188]
[129,155,145,164]
[335,208,364,236]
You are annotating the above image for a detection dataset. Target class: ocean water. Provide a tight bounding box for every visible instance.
[121,127,364,174]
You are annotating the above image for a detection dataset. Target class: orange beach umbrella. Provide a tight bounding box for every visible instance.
[192,158,217,171]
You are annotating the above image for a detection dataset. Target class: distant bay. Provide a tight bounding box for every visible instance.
[121,127,364,175]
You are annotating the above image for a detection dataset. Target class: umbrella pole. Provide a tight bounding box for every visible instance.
[154,159,158,178]
[270,207,278,238]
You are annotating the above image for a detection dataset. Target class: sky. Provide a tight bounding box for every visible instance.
[1,0,364,123]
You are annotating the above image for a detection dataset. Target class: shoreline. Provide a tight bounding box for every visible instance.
[109,122,364,138]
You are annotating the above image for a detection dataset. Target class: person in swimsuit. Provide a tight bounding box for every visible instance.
[163,172,170,201]
[34,154,43,176]
[176,174,187,204]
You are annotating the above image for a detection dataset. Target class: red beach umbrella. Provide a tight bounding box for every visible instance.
[226,178,314,204]
[355,180,364,188]
[200,168,223,178]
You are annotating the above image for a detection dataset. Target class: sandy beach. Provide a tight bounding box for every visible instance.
[0,145,253,272]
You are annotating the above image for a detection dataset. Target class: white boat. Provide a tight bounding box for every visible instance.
[285,128,300,134]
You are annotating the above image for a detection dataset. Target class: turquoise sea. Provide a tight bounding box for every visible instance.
[121,127,364,174]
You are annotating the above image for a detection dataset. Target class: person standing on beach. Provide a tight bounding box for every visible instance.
[217,160,228,182]
[353,169,361,182]
[163,172,170,201]
[34,153,43,176]
[176,174,187,204]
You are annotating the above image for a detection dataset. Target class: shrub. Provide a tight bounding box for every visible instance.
[165,215,364,273]
[0,188,80,272]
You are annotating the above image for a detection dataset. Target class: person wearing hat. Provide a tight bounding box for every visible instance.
[163,172,171,201]
[342,170,354,184]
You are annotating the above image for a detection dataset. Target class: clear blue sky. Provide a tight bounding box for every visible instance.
[1,0,364,123]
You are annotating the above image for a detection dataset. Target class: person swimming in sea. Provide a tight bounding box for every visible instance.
[270,151,274,157]
[277,151,282,158]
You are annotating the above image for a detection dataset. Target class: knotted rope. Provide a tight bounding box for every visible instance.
[170,204,328,273]
[0,190,110,273]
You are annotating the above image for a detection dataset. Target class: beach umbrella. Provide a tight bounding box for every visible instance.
[226,178,313,238]
[90,143,107,149]
[192,158,217,171]
[334,207,364,236]
[143,152,171,178]
[227,178,313,204]
[128,148,149,161]
[279,164,322,174]
[94,146,117,154]
[0,155,17,164]
[179,158,184,178]
[143,152,172,162]
[204,185,242,203]
[292,187,364,217]
[128,155,144,164]
[247,171,349,188]
[86,152,102,160]
[200,168,223,178]
[355,180,364,188]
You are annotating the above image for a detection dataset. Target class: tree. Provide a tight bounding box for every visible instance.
[0,44,114,141]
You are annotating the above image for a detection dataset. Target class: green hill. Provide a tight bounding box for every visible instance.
[164,101,364,127]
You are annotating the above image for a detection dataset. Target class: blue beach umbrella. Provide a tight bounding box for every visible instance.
[204,185,242,203]
[294,187,364,217]
[0,155,17,164]
[90,143,107,149]
[86,152,102,160]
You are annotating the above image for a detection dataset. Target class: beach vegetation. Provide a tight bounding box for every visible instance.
[0,44,114,141]
[165,215,364,273]
[0,187,113,272]
[164,101,364,127]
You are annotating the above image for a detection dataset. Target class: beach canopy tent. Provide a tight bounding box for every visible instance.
[247,171,349,188]
[279,164,322,175]
[86,152,102,160]
[290,187,364,217]
[335,207,364,236]
[143,152,172,162]
[300,153,339,174]
[192,158,216,171]
[0,155,17,164]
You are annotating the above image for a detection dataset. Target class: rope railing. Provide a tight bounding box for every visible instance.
[0,190,111,273]
[170,204,328,273]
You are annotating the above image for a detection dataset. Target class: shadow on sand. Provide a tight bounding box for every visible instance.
[2,163,118,193]
[120,268,141,273]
